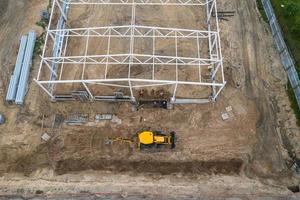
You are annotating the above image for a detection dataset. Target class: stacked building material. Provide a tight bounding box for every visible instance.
[6,31,36,105]
[15,31,36,105]
[6,36,28,102]
[0,114,5,125]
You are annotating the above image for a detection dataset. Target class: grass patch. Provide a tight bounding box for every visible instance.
[270,0,300,126]
[34,9,49,58]
[33,32,45,57]
[270,0,300,74]
[256,0,268,22]
[47,0,52,11]
[256,0,300,126]
[287,82,300,127]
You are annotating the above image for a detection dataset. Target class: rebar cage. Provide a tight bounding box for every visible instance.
[35,0,226,103]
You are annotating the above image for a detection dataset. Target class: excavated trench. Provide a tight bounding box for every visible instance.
[54,158,243,175]
[8,142,243,176]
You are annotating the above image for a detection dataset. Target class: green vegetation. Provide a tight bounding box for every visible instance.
[33,32,45,57]
[256,0,268,22]
[287,82,300,126]
[34,9,49,57]
[270,0,300,126]
[47,0,52,11]
[256,0,300,126]
[36,20,47,30]
[270,0,300,74]
[33,33,45,59]
[35,11,49,30]
[34,29,46,57]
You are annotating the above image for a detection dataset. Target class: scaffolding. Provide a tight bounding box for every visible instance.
[35,0,226,104]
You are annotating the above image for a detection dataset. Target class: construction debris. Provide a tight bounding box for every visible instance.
[0,114,5,125]
[65,113,89,126]
[95,114,113,122]
[72,91,91,102]
[41,132,51,142]
[65,113,122,125]
[111,115,122,125]
[225,106,233,112]
[221,112,230,121]
[212,11,235,21]
[221,106,234,121]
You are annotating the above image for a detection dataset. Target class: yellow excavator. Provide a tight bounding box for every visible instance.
[137,130,176,150]
[106,129,176,150]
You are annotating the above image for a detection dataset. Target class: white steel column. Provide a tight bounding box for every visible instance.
[34,79,55,99]
[83,82,94,100]
[172,31,179,102]
[128,3,136,102]
[212,83,225,101]
[82,29,92,99]
[207,0,216,98]
[37,0,57,80]
[43,59,58,78]
[82,29,90,80]
[48,32,56,42]
[105,28,112,79]
[152,30,155,80]
[37,0,226,103]
[55,0,68,21]
[207,0,215,24]
[206,0,212,58]
[213,0,225,84]
[197,32,201,82]
[59,30,70,80]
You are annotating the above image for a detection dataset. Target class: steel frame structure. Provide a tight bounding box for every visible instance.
[35,0,226,103]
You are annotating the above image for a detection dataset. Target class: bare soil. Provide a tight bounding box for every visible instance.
[0,0,300,198]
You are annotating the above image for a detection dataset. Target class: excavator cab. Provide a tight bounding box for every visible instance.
[138,130,176,149]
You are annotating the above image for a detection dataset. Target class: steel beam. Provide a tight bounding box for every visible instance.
[36,0,226,103]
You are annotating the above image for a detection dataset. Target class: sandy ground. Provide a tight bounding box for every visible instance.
[0,0,300,198]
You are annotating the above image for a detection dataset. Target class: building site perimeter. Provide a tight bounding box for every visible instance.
[0,0,300,199]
